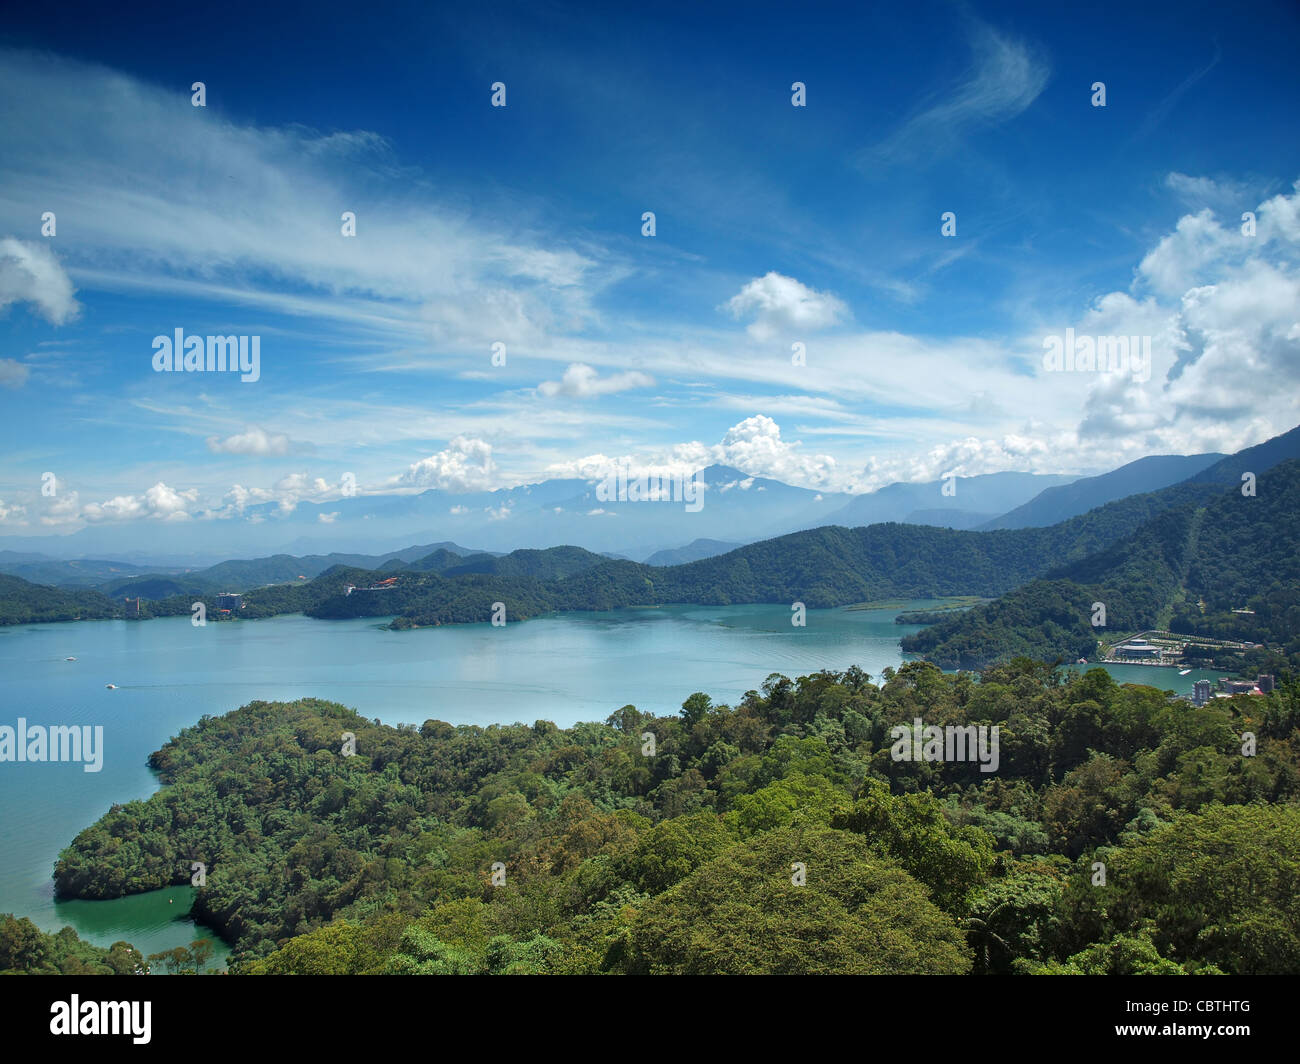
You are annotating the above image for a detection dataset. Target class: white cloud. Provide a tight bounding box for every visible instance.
[538,363,653,398]
[318,511,340,524]
[0,237,79,325]
[40,489,81,526]
[220,473,335,516]
[1164,172,1257,216]
[544,415,839,491]
[1072,182,1300,448]
[206,425,293,456]
[398,436,498,492]
[861,23,1049,167]
[81,482,199,523]
[0,358,30,388]
[717,415,838,486]
[0,48,603,352]
[1137,209,1248,298]
[724,272,847,341]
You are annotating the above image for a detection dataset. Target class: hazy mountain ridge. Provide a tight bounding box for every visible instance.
[644,539,743,566]
[5,427,1300,647]
[980,453,1226,529]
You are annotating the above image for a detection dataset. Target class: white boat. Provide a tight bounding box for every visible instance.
[105,683,118,689]
[65,656,76,661]
[1178,668,1192,675]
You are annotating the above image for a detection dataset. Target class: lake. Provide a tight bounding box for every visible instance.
[0,601,1224,968]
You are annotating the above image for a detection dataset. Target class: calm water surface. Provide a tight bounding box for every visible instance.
[0,602,1223,966]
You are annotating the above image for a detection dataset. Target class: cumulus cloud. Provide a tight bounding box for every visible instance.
[1136,209,1250,299]
[206,425,294,456]
[724,272,847,341]
[716,415,838,485]
[545,414,840,491]
[266,473,332,514]
[82,482,199,523]
[0,498,27,523]
[0,237,79,324]
[220,473,334,516]
[40,489,81,526]
[1072,179,1300,449]
[318,511,340,524]
[398,436,498,492]
[537,363,654,398]
[848,434,1062,493]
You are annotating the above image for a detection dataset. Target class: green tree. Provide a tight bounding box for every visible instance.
[623,825,972,974]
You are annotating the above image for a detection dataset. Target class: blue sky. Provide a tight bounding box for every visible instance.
[2,0,1299,542]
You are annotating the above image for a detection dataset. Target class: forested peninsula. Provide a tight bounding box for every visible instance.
[51,661,1300,974]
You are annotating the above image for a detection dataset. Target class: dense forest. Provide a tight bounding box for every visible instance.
[0,914,145,975]
[52,660,1300,974]
[0,574,119,625]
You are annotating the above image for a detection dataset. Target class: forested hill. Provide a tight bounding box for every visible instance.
[3,427,1295,630]
[902,458,1300,670]
[0,465,1242,627]
[50,665,1300,973]
[0,574,118,625]
[278,470,1236,626]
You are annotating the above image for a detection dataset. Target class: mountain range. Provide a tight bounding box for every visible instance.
[3,426,1299,680]
[0,439,1248,574]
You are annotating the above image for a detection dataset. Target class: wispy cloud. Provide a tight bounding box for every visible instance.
[0,48,605,353]
[858,22,1050,170]
[1130,41,1222,143]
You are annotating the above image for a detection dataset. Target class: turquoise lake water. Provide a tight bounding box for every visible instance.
[0,602,1224,967]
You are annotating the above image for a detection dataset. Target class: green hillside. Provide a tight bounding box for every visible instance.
[0,574,119,625]
[903,460,1300,671]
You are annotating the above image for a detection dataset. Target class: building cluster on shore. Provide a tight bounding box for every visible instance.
[1188,674,1275,706]
[216,592,243,615]
[1106,630,1256,668]
[344,576,400,596]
